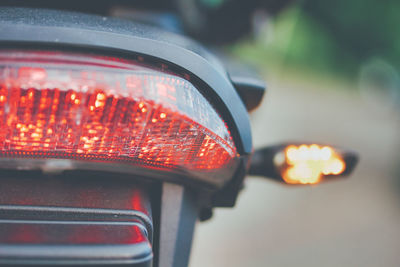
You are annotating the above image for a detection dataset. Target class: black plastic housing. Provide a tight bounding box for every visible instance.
[0,7,252,155]
[0,7,254,207]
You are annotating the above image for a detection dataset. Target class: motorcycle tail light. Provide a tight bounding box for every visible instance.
[0,51,238,180]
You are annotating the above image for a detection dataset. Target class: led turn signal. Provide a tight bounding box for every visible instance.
[249,143,358,185]
[278,144,346,185]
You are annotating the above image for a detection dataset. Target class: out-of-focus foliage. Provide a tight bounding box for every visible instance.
[231,0,400,83]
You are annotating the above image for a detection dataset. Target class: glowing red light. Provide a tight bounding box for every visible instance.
[0,51,237,171]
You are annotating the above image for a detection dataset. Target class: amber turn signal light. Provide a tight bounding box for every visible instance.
[277,144,346,184]
[249,143,358,185]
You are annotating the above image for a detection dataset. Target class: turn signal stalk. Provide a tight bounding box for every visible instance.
[249,143,358,185]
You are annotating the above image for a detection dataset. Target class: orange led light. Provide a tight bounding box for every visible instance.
[282,144,346,184]
[0,51,237,172]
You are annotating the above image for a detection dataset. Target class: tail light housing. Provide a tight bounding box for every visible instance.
[0,50,239,185]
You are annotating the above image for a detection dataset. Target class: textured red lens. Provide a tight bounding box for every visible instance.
[0,51,237,171]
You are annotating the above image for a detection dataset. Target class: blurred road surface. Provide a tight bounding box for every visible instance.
[190,73,400,267]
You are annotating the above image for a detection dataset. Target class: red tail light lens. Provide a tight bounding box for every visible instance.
[0,51,237,174]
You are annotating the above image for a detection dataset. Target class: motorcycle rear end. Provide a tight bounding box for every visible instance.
[0,1,358,266]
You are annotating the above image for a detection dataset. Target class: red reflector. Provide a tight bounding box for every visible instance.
[0,51,237,171]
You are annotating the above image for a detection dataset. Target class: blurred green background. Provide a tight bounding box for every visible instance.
[231,0,400,93]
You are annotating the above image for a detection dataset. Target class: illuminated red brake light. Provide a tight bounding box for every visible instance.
[0,51,237,171]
